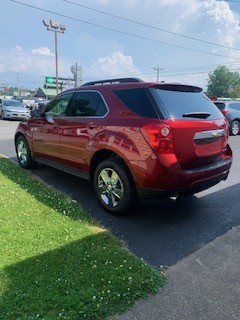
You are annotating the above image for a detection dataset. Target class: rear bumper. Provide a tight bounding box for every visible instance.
[133,145,232,199]
[4,113,30,120]
[137,169,230,199]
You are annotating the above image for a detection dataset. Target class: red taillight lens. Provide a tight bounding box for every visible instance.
[140,124,174,154]
[221,109,229,116]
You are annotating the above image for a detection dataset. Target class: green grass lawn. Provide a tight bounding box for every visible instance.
[0,155,165,320]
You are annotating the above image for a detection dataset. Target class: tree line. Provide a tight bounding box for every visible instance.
[207,65,240,98]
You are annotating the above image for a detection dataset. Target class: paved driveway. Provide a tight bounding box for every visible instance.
[0,120,239,267]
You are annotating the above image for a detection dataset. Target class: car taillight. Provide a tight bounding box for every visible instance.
[140,124,174,154]
[221,109,229,116]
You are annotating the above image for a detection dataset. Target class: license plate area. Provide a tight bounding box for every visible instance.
[193,129,224,156]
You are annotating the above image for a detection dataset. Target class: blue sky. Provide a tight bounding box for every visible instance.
[1,0,240,90]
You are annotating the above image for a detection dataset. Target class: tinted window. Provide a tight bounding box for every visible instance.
[229,103,240,110]
[44,92,74,117]
[214,102,226,110]
[69,91,108,117]
[113,88,158,118]
[151,89,223,120]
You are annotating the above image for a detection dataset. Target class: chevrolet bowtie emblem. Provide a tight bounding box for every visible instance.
[212,130,222,137]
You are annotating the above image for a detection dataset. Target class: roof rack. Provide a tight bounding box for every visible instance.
[82,77,143,86]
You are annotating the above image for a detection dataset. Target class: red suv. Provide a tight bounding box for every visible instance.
[15,78,232,215]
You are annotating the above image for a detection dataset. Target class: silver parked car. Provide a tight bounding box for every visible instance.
[213,99,240,136]
[0,99,30,120]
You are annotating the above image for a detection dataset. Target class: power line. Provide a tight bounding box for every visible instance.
[64,0,240,52]
[10,0,240,61]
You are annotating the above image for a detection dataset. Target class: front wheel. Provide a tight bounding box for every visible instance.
[230,120,240,136]
[93,158,138,215]
[16,135,37,169]
[1,110,5,120]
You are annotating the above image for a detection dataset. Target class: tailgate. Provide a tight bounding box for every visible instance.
[170,119,228,169]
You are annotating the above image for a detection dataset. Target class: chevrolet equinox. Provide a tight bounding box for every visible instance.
[15,78,232,215]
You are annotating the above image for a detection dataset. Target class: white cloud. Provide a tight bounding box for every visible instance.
[0,47,72,88]
[178,0,240,48]
[10,46,24,55]
[31,47,54,56]
[89,51,140,78]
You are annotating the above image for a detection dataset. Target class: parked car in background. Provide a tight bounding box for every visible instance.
[0,99,30,120]
[12,95,26,103]
[36,99,50,110]
[15,78,232,215]
[213,99,240,136]
[12,95,35,109]
[28,99,49,110]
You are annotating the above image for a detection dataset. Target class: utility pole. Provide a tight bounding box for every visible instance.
[42,19,66,95]
[71,63,83,87]
[153,66,160,82]
[17,73,20,95]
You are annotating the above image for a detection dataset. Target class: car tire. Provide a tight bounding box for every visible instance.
[93,158,138,215]
[230,120,240,136]
[1,110,5,120]
[16,135,37,169]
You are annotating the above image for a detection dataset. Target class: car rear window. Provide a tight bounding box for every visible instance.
[113,88,158,118]
[151,88,223,120]
[213,102,226,110]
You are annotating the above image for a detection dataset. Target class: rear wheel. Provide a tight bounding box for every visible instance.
[230,120,240,136]
[93,158,138,215]
[16,135,37,169]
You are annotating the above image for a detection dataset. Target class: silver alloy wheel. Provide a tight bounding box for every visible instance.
[1,111,4,119]
[17,140,28,166]
[231,121,240,136]
[97,168,124,207]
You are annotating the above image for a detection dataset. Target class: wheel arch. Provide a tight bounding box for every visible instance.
[15,132,31,152]
[15,131,24,145]
[89,149,135,185]
[15,131,36,160]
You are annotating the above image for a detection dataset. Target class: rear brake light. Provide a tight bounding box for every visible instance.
[221,109,229,116]
[140,124,174,154]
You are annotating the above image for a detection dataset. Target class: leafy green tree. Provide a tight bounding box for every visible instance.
[207,65,240,98]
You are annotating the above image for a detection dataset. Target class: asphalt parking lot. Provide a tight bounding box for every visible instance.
[0,120,239,267]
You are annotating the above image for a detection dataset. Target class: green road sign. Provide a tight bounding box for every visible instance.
[45,76,55,84]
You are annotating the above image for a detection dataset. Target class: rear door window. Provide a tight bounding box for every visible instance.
[113,88,159,118]
[69,91,108,117]
[151,87,223,120]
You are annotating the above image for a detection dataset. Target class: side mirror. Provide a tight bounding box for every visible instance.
[30,109,41,117]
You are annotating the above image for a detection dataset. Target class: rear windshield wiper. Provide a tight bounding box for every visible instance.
[182,112,211,119]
